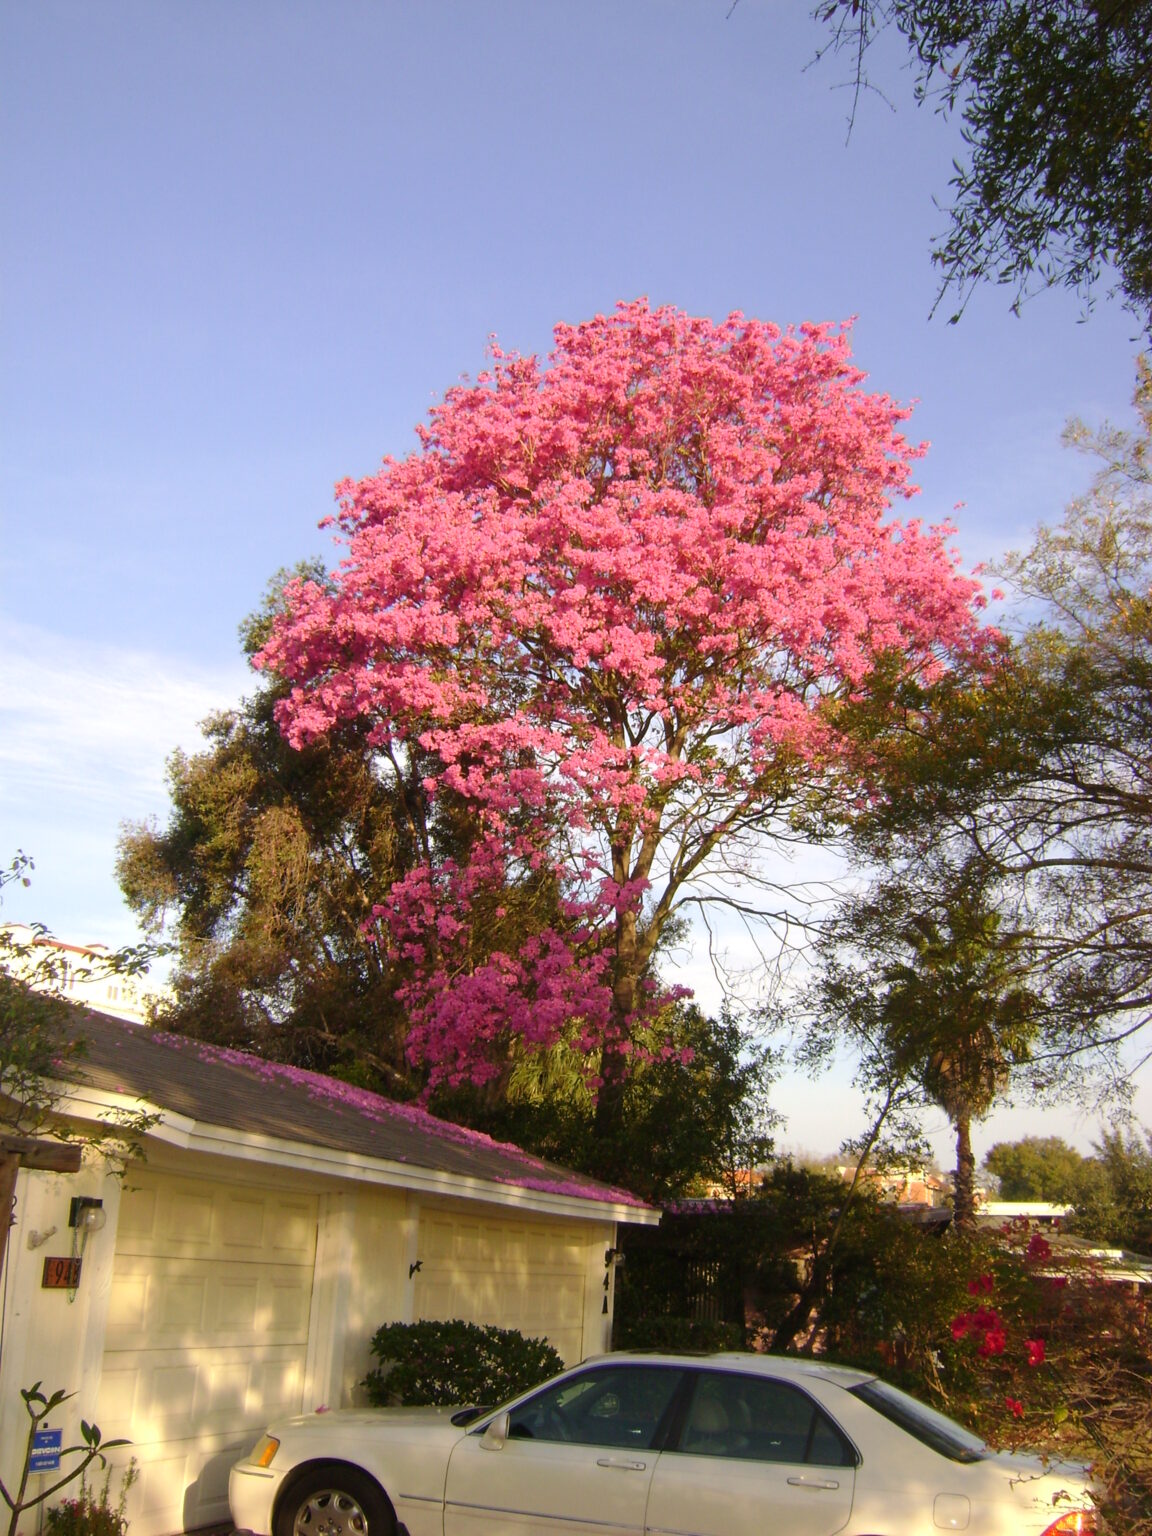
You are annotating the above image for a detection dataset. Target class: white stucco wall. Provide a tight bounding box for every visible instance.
[0,1162,124,1508]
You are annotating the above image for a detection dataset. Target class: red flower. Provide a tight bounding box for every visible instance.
[967,1273,995,1295]
[977,1327,1007,1358]
[1025,1338,1046,1367]
[1026,1233,1053,1263]
[950,1316,971,1341]
[1005,1396,1024,1419]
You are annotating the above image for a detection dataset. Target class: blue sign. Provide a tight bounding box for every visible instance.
[30,1428,62,1473]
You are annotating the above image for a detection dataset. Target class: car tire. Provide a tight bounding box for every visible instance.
[274,1463,396,1536]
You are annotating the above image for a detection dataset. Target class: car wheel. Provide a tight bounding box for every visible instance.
[274,1464,395,1536]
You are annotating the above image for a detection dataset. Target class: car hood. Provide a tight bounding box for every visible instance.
[275,1405,475,1433]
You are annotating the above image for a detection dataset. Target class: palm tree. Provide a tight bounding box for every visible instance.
[813,875,1040,1229]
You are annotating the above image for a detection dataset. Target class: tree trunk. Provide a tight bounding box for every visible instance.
[953,1112,977,1231]
[589,910,641,1177]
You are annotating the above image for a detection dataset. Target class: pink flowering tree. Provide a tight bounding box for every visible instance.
[259,300,987,1141]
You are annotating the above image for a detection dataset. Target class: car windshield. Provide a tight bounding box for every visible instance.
[850,1380,987,1464]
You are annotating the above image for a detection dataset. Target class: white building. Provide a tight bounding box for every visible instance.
[1,924,161,1023]
[0,1005,656,1535]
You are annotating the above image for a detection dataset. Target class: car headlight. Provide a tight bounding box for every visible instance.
[249,1435,281,1469]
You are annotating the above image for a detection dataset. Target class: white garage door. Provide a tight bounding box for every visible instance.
[96,1169,318,1536]
[415,1210,588,1364]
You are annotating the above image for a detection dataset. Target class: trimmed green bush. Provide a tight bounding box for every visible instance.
[363,1319,564,1408]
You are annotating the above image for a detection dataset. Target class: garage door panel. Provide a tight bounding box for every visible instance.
[114,1178,317,1264]
[116,1429,246,1535]
[98,1346,306,1443]
[104,1256,313,1348]
[415,1213,588,1365]
[100,1170,318,1536]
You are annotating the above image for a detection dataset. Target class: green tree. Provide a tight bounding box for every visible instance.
[807,870,1041,1227]
[116,567,426,1091]
[828,360,1152,1091]
[814,1,1152,331]
[0,854,155,1149]
[982,1135,1090,1201]
[434,1002,779,1203]
[1070,1123,1152,1248]
[120,571,779,1193]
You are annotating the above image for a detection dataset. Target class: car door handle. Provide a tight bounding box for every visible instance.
[786,1476,840,1490]
[596,1458,647,1471]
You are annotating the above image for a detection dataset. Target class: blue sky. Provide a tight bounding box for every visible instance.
[1,1,1146,1161]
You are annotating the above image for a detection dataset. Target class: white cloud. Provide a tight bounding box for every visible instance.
[0,619,250,946]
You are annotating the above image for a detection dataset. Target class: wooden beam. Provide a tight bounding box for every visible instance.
[0,1136,82,1173]
[0,1138,83,1283]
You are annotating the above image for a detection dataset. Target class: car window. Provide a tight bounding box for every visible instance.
[850,1379,986,1464]
[507,1365,684,1450]
[674,1372,856,1467]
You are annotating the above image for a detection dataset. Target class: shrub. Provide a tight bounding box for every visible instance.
[817,1216,1152,1532]
[363,1319,564,1408]
[46,1460,137,1536]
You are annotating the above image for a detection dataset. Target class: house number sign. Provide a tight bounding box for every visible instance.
[41,1256,82,1289]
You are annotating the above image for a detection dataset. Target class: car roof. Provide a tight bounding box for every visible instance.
[587,1351,876,1390]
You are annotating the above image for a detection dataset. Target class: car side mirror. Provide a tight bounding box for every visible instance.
[480,1411,510,1450]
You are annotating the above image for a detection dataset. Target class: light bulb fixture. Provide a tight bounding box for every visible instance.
[66,1195,107,1300]
[69,1196,106,1234]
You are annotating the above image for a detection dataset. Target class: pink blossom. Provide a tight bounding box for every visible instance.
[1005,1396,1024,1419]
[1025,1338,1046,1367]
[257,300,991,1092]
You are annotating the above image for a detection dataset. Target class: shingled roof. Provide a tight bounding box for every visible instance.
[63,1009,651,1212]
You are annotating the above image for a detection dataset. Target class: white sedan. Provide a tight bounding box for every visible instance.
[230,1351,1096,1536]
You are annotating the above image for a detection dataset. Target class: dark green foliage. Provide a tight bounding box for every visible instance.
[613,1164,867,1352]
[987,1129,1152,1250]
[613,1315,745,1352]
[433,1003,778,1201]
[808,367,1152,1203]
[984,1135,1090,1201]
[1068,1125,1152,1251]
[117,566,423,1092]
[805,872,1040,1227]
[815,0,1152,330]
[362,1320,564,1408]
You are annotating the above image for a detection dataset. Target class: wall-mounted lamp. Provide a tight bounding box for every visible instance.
[69,1196,106,1235]
[64,1196,105,1302]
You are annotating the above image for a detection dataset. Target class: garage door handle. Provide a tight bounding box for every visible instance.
[786,1476,839,1490]
[596,1458,647,1471]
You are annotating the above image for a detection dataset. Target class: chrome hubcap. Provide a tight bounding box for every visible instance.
[293,1490,370,1536]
